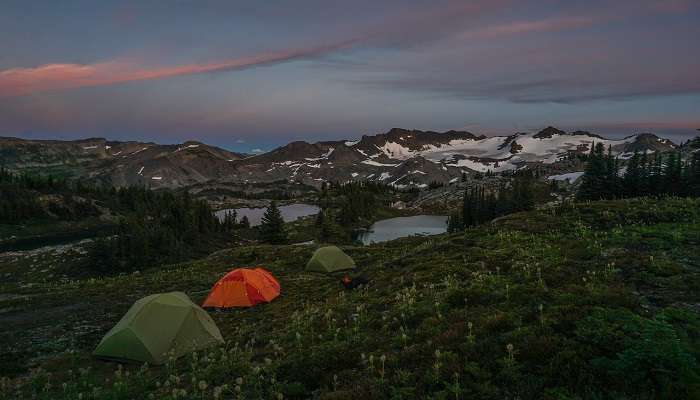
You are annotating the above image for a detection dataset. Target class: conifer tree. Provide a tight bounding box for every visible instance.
[222,210,237,232]
[603,145,620,199]
[648,154,664,197]
[259,201,287,244]
[663,152,683,196]
[639,152,650,196]
[316,209,347,243]
[446,211,462,233]
[462,188,476,227]
[622,151,642,197]
[690,152,700,197]
[578,142,609,200]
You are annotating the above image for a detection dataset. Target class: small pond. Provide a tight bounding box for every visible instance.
[215,203,320,227]
[356,215,448,245]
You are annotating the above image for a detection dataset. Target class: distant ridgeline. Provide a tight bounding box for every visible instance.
[0,128,690,189]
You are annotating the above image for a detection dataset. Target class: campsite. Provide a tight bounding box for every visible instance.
[1,196,699,399]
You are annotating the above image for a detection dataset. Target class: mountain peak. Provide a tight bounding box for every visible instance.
[533,126,567,139]
[622,133,677,153]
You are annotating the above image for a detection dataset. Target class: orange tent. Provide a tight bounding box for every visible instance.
[203,268,280,308]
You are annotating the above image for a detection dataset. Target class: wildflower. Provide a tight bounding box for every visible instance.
[506,343,516,365]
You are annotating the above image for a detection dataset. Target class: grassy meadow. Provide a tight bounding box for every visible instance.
[0,197,699,399]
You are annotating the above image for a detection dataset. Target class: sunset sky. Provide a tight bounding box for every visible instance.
[1,0,699,152]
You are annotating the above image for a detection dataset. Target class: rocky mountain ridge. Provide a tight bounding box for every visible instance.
[0,127,681,189]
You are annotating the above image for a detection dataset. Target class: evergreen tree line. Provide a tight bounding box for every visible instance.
[318,181,392,225]
[220,209,250,231]
[0,167,105,223]
[314,207,349,243]
[447,176,535,232]
[0,170,241,274]
[577,143,700,201]
[91,188,237,274]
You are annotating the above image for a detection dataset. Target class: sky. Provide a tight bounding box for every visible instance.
[1,0,699,152]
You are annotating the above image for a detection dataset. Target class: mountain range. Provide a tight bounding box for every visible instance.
[0,127,680,189]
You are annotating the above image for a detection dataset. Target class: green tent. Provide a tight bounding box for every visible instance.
[306,246,356,273]
[93,292,223,364]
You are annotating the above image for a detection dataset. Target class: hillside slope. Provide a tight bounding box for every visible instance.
[0,137,245,188]
[1,197,698,399]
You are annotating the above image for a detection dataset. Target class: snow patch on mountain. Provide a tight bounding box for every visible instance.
[378,172,392,181]
[448,158,518,173]
[547,171,584,182]
[378,142,414,159]
[362,160,400,167]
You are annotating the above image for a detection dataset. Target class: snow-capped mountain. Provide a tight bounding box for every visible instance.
[231,127,677,187]
[0,127,679,189]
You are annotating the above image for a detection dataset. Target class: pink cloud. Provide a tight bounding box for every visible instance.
[0,0,508,98]
[458,15,600,41]
[0,41,358,97]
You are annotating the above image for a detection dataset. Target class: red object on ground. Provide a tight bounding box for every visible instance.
[203,267,280,308]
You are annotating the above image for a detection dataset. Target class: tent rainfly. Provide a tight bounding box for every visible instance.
[202,268,280,308]
[306,246,356,273]
[93,292,223,364]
